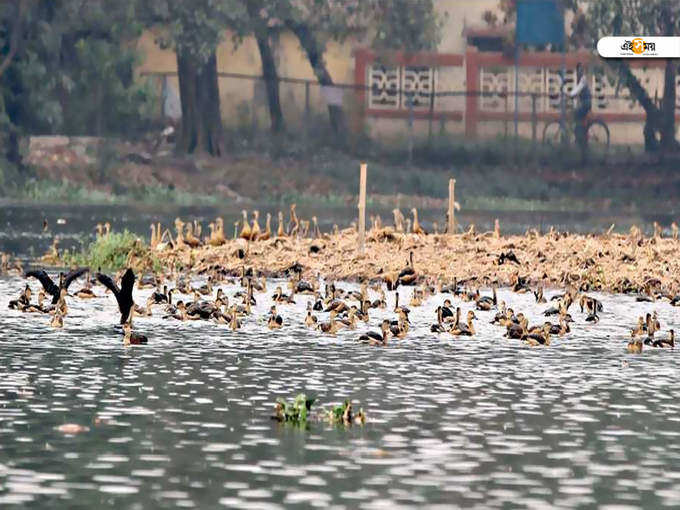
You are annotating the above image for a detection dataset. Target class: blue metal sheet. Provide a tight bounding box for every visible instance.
[516,0,565,46]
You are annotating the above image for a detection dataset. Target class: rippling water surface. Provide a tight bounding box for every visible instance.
[2,270,680,508]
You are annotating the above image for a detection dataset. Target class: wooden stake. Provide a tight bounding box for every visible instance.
[448,178,456,235]
[358,162,367,255]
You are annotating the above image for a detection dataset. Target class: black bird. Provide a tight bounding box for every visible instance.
[25,267,88,304]
[96,268,135,324]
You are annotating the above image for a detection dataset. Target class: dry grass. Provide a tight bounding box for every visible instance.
[144,226,680,295]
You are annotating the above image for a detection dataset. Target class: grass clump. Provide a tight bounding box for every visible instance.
[272,393,316,425]
[62,231,151,270]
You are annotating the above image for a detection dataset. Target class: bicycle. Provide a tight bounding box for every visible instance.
[542,73,610,160]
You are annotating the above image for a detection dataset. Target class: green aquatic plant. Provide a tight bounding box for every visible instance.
[62,230,156,271]
[327,400,366,426]
[272,393,316,424]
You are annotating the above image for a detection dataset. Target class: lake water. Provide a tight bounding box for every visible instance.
[2,204,680,508]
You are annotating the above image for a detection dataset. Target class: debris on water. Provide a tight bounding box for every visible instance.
[56,423,89,434]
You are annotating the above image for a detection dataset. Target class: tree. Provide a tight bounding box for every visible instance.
[585,0,679,152]
[487,0,678,153]
[144,0,247,155]
[268,0,442,139]
[245,0,284,133]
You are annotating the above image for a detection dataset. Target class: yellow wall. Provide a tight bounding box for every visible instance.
[135,2,655,146]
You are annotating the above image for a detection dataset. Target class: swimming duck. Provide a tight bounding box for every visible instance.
[273,286,295,304]
[652,329,674,349]
[505,316,528,339]
[23,290,47,313]
[358,320,391,346]
[305,308,318,328]
[431,306,447,333]
[476,286,497,311]
[451,309,476,337]
[398,251,418,286]
[533,286,547,304]
[337,308,358,330]
[317,310,339,334]
[390,310,409,338]
[152,286,171,304]
[9,284,31,310]
[627,337,643,354]
[50,310,64,329]
[74,270,97,299]
[26,267,88,304]
[123,310,148,345]
[96,268,135,324]
[267,305,283,330]
[393,292,410,315]
[524,324,551,346]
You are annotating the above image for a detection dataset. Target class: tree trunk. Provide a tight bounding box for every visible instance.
[289,22,346,138]
[246,2,284,133]
[660,59,677,152]
[609,59,662,152]
[176,50,223,156]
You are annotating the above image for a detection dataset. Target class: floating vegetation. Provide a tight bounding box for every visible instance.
[327,400,366,426]
[272,393,316,424]
[62,230,159,271]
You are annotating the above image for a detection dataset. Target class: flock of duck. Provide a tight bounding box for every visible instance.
[4,244,676,352]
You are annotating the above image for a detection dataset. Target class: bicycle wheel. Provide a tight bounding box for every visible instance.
[587,120,610,158]
[543,120,568,148]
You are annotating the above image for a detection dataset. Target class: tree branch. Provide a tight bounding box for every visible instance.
[0,0,26,78]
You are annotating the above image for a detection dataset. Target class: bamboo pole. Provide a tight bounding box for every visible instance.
[448,178,456,235]
[358,163,367,255]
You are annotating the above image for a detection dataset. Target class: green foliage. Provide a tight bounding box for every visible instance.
[62,230,147,270]
[273,393,316,424]
[0,0,155,140]
[327,400,366,425]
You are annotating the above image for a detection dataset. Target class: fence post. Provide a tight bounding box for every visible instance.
[304,81,310,127]
[407,94,414,166]
[448,178,456,235]
[358,163,367,255]
[531,93,537,152]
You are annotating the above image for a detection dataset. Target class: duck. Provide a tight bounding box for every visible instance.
[585,311,600,323]
[239,210,252,240]
[393,292,410,315]
[390,310,409,338]
[505,316,528,339]
[476,286,497,311]
[96,268,135,324]
[652,329,674,349]
[257,213,272,241]
[9,284,31,310]
[74,270,97,299]
[195,277,213,296]
[631,317,645,337]
[25,267,88,304]
[431,306,447,333]
[134,296,155,317]
[451,309,476,337]
[358,320,391,346]
[184,222,202,248]
[276,211,286,238]
[230,307,242,330]
[627,337,643,354]
[579,294,603,313]
[273,286,295,304]
[411,208,427,235]
[250,211,261,241]
[23,290,48,313]
[533,286,547,304]
[316,310,339,334]
[305,308,318,328]
[152,285,171,304]
[50,310,64,329]
[398,251,418,286]
[524,324,551,346]
[287,204,299,236]
[409,289,423,307]
[122,309,148,345]
[267,305,283,330]
[337,308,358,330]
